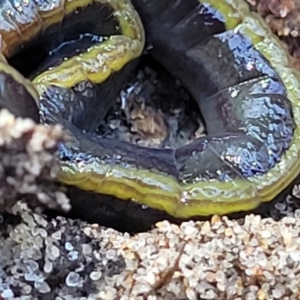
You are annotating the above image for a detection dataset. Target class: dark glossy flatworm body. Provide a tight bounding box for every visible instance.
[0,0,300,220]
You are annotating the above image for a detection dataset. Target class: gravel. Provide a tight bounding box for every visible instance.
[2,202,300,299]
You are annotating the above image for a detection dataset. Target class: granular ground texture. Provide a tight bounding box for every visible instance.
[0,110,70,214]
[2,202,300,300]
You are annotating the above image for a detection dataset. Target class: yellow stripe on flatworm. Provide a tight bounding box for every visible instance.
[58,158,260,218]
[33,0,145,94]
[57,0,300,219]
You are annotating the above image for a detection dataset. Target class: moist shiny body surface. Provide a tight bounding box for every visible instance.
[0,0,299,220]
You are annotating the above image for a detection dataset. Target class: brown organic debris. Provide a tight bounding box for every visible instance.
[2,206,300,299]
[0,109,70,214]
[247,0,300,37]
[126,97,168,144]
